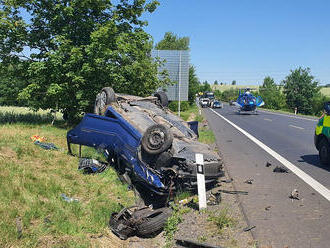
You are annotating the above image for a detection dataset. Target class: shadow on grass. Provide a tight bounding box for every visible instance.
[0,111,67,127]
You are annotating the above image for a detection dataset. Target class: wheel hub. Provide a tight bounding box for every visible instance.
[148,129,165,149]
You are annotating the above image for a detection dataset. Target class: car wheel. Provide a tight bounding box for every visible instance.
[133,207,172,237]
[154,91,168,107]
[94,87,116,115]
[319,138,330,165]
[142,124,173,155]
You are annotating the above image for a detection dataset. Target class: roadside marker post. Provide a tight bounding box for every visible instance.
[196,153,207,210]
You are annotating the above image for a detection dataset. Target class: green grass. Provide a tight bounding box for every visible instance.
[0,108,134,247]
[174,104,216,144]
[198,127,216,144]
[164,204,190,248]
[207,208,236,233]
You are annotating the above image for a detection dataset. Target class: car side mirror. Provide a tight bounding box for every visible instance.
[324,102,330,115]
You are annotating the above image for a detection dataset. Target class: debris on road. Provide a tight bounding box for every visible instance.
[218,189,248,195]
[60,193,79,203]
[220,178,233,183]
[265,206,271,211]
[289,189,300,200]
[266,162,272,167]
[109,206,172,240]
[243,225,256,232]
[78,158,108,174]
[273,166,289,173]
[176,238,224,248]
[244,179,254,184]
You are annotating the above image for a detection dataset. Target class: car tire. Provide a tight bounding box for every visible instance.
[133,207,172,237]
[319,138,330,165]
[94,87,116,115]
[154,91,168,107]
[142,124,173,155]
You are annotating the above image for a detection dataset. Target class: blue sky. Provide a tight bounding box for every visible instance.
[143,0,330,85]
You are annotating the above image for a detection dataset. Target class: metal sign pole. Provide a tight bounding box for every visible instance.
[178,51,181,117]
[196,153,207,210]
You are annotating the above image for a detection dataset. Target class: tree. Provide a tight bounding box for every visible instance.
[214,80,218,85]
[0,0,165,121]
[283,67,319,114]
[155,32,189,50]
[232,80,236,85]
[200,81,212,92]
[259,76,286,110]
[188,66,200,103]
[220,88,238,102]
[0,61,29,106]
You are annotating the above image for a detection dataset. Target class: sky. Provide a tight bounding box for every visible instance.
[143,0,330,86]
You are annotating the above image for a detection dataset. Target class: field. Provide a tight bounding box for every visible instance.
[0,107,134,247]
[212,84,330,96]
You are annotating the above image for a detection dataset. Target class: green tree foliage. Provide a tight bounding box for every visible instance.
[188,66,200,103]
[168,101,189,112]
[155,32,189,50]
[220,88,238,102]
[283,67,319,114]
[231,80,236,85]
[0,0,166,121]
[311,92,329,116]
[200,81,212,92]
[259,76,286,110]
[0,61,29,106]
[214,80,218,85]
[214,89,221,99]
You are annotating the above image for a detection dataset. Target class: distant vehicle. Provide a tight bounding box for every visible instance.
[212,100,223,109]
[229,100,235,106]
[203,91,215,100]
[233,88,264,114]
[200,98,209,108]
[314,102,330,165]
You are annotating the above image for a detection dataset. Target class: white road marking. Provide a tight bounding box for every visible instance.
[209,108,330,202]
[258,109,318,122]
[289,124,304,130]
[264,118,272,122]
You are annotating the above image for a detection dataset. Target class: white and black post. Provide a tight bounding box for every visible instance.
[196,153,207,210]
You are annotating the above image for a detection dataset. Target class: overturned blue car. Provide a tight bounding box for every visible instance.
[67,88,223,204]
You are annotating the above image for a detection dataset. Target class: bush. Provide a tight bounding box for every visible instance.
[168,101,189,112]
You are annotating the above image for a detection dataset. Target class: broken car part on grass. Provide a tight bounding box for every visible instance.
[78,158,108,174]
[67,87,224,207]
[109,206,172,240]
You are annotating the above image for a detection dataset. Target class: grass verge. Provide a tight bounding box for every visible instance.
[0,108,134,247]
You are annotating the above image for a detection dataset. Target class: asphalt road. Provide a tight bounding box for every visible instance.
[203,104,330,248]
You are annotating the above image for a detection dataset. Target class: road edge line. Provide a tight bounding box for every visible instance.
[209,108,330,202]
